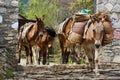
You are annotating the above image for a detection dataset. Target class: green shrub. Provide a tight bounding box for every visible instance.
[0,73,3,80]
[6,70,13,78]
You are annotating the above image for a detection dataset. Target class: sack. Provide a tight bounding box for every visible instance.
[68,32,83,44]
[73,14,90,22]
[102,21,114,46]
[102,33,114,46]
[103,21,114,34]
[72,22,86,34]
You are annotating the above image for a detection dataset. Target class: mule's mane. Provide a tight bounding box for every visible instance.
[45,27,56,37]
[18,18,36,32]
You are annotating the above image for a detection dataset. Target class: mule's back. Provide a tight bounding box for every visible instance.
[18,22,34,41]
[73,14,90,22]
[57,18,70,34]
[68,14,90,44]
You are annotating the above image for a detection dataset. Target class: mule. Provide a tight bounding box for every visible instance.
[57,17,74,64]
[18,16,44,64]
[67,12,114,75]
[81,14,113,76]
[32,27,56,65]
[57,14,90,64]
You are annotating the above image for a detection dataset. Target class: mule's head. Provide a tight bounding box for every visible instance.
[35,16,45,38]
[91,16,104,49]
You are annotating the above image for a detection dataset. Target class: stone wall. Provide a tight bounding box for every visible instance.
[0,0,18,78]
[96,0,120,63]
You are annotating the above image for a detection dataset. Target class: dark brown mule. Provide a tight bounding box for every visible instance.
[35,27,56,65]
[81,14,114,76]
[57,17,74,64]
[18,16,44,64]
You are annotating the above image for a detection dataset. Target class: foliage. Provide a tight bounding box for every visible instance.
[19,0,93,26]
[69,0,93,14]
[18,0,27,17]
[6,70,13,78]
[25,0,60,27]
[19,0,93,64]
[0,73,3,79]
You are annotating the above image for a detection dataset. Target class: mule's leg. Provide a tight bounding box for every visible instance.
[59,40,65,64]
[65,48,70,63]
[46,46,51,65]
[25,46,29,64]
[70,44,77,64]
[90,58,94,72]
[42,48,47,65]
[18,43,21,63]
[29,46,33,64]
[61,47,65,64]
[38,47,42,65]
[32,45,37,64]
[58,34,65,64]
[64,40,71,64]
[85,55,90,71]
[71,50,76,64]
[94,49,100,76]
[84,49,94,72]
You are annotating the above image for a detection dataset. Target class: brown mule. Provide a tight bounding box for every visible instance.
[57,14,90,64]
[35,27,56,65]
[81,13,113,76]
[57,17,74,64]
[18,16,44,64]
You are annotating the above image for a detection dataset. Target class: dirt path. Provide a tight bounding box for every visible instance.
[6,59,120,80]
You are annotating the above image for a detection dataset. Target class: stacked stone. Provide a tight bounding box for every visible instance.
[0,0,18,78]
[96,0,120,63]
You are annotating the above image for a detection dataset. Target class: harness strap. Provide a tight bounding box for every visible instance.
[83,19,91,39]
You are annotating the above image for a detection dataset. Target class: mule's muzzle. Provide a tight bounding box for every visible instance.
[39,34,43,38]
[95,44,100,49]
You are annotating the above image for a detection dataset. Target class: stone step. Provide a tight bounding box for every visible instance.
[16,64,87,72]
[6,60,120,80]
[6,68,120,80]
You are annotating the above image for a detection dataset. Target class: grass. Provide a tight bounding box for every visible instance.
[21,51,26,58]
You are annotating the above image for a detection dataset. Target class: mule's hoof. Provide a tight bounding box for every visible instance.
[17,61,20,63]
[17,59,20,63]
[73,62,77,65]
[95,72,100,76]
[26,63,29,65]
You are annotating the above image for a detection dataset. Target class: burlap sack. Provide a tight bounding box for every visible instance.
[73,14,90,22]
[103,21,114,34]
[102,33,114,46]
[102,21,114,46]
[68,32,83,44]
[72,22,86,35]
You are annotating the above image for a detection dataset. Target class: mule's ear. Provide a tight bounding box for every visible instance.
[35,15,39,21]
[41,15,45,21]
[90,15,95,23]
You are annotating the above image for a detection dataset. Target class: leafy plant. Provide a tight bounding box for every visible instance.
[0,73,3,80]
[25,0,60,27]
[6,70,13,78]
[18,0,27,17]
